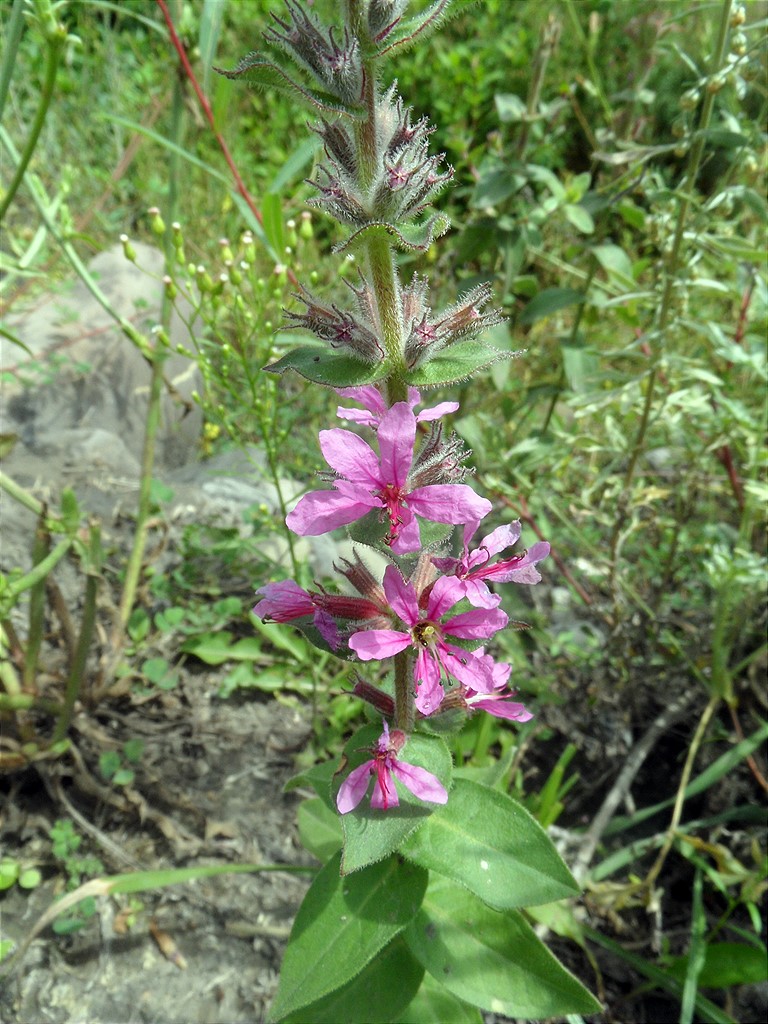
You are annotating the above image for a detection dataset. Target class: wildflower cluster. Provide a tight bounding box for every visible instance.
[220,0,553,814]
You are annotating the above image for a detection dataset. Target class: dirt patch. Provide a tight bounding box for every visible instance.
[0,682,314,1024]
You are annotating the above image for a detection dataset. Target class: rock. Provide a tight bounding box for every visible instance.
[2,241,202,475]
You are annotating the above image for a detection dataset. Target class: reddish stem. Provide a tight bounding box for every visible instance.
[155,0,263,230]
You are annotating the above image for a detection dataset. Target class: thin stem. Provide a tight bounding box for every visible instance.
[117,340,166,629]
[51,527,100,744]
[608,0,734,572]
[644,694,720,892]
[0,470,44,516]
[22,512,50,690]
[0,0,26,122]
[0,16,64,223]
[155,0,266,232]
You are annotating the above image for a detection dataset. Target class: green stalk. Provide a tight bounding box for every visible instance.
[0,0,26,121]
[0,470,44,516]
[609,0,733,569]
[393,650,415,733]
[118,336,166,629]
[51,526,101,744]
[22,512,50,689]
[644,693,720,892]
[5,538,72,601]
[349,8,413,727]
[0,15,65,223]
[119,21,185,631]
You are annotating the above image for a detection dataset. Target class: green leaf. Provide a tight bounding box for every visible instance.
[0,860,19,890]
[335,214,451,255]
[280,936,423,1024]
[268,852,428,1023]
[563,203,594,234]
[263,346,390,387]
[199,0,226,96]
[338,725,453,875]
[407,341,524,388]
[667,942,768,989]
[401,778,579,910]
[374,0,457,57]
[214,54,365,117]
[285,758,338,813]
[494,92,528,123]
[261,192,284,256]
[298,797,343,862]
[471,166,525,207]
[405,877,601,1018]
[402,972,483,1023]
[520,287,584,325]
[592,243,635,285]
[180,631,234,665]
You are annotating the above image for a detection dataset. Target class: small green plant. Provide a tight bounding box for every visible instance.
[98,739,145,788]
[48,819,104,935]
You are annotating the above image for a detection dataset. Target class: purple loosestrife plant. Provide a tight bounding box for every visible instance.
[219,3,599,1020]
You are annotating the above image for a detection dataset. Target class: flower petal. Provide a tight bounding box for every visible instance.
[479,522,522,558]
[389,510,421,554]
[286,489,371,535]
[468,697,534,722]
[392,762,448,804]
[382,564,419,625]
[336,760,374,813]
[415,400,459,422]
[253,580,313,621]
[369,765,399,809]
[408,484,492,525]
[377,403,416,487]
[319,428,381,487]
[349,628,411,660]
[425,574,466,620]
[444,606,508,640]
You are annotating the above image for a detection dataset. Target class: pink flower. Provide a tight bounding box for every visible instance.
[432,520,551,608]
[285,402,491,554]
[349,565,508,715]
[336,722,448,813]
[253,578,388,652]
[335,385,458,427]
[441,649,534,722]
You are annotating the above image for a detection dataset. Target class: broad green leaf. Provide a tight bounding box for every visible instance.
[494,92,527,123]
[471,167,525,207]
[405,877,601,1018]
[285,759,338,814]
[666,942,768,989]
[264,346,390,387]
[250,617,309,663]
[520,287,583,325]
[402,972,483,1023]
[592,243,635,285]
[339,725,453,875]
[407,341,524,388]
[268,852,428,1023]
[401,778,579,910]
[280,936,423,1024]
[180,632,263,664]
[563,203,594,234]
[298,797,343,862]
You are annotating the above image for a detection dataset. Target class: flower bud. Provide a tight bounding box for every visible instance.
[148,207,166,236]
[119,234,136,262]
